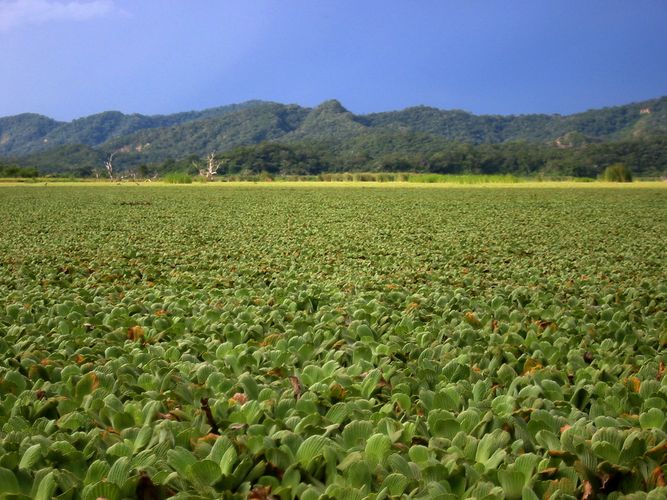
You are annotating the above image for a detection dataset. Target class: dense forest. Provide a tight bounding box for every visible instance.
[1,96,666,178]
[161,137,667,178]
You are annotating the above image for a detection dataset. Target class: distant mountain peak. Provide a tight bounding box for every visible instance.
[313,99,349,114]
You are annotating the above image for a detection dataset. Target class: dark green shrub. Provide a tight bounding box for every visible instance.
[163,172,193,184]
[353,173,376,182]
[602,163,633,182]
[0,165,39,178]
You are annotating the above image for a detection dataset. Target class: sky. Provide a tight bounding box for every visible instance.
[1,0,666,121]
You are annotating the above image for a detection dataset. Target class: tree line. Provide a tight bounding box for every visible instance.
[149,137,667,179]
[3,136,666,179]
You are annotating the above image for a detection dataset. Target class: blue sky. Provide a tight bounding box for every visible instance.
[1,0,666,120]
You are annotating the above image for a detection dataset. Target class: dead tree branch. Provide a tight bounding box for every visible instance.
[198,152,221,181]
[105,153,116,181]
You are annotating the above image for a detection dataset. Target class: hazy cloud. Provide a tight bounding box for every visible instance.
[0,0,116,31]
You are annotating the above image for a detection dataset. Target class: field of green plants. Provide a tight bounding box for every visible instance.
[0,184,666,499]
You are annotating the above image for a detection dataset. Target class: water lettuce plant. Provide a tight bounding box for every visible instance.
[0,184,665,499]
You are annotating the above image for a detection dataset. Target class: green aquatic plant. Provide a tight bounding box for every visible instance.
[0,184,665,498]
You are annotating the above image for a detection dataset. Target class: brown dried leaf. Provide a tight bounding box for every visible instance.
[523,358,543,375]
[464,311,481,327]
[197,433,220,443]
[626,376,641,393]
[289,376,302,400]
[405,302,420,312]
[266,368,284,378]
[265,462,284,479]
[377,377,390,389]
[332,339,346,350]
[582,480,594,499]
[330,383,347,401]
[538,467,559,478]
[534,319,550,330]
[90,373,100,391]
[547,450,573,458]
[260,333,282,347]
[127,325,145,341]
[249,485,274,500]
[648,442,667,457]
[157,411,181,421]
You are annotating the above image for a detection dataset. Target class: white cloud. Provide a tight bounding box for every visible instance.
[0,0,116,31]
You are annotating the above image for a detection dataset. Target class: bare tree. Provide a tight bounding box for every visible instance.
[198,152,221,181]
[104,153,116,181]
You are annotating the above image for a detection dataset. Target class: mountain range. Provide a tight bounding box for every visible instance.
[1,96,666,175]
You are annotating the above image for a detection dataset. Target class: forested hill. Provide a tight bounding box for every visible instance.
[361,100,667,143]
[1,96,667,177]
[0,101,266,156]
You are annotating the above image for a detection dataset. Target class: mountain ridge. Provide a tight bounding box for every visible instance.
[0,100,270,156]
[1,95,667,176]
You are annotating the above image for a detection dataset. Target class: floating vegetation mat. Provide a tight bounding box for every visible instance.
[0,185,666,499]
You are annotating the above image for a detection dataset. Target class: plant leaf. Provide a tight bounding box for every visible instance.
[19,444,42,470]
[82,480,121,500]
[108,456,132,486]
[296,435,331,468]
[498,469,525,500]
[187,460,222,486]
[0,467,20,495]
[365,433,392,467]
[34,470,57,500]
[167,447,197,477]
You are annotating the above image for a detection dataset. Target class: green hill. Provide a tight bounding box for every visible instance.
[1,96,667,177]
[362,96,667,142]
[100,102,309,164]
[0,101,266,156]
[0,113,61,155]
